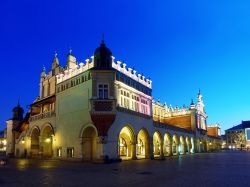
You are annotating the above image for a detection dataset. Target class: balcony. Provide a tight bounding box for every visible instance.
[29,111,56,122]
[90,99,116,115]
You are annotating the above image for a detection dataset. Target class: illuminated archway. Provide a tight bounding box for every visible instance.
[186,136,191,153]
[179,136,185,154]
[137,128,150,159]
[82,126,97,161]
[163,132,171,156]
[40,124,54,158]
[118,126,135,160]
[153,131,162,158]
[197,139,206,152]
[30,127,40,157]
[172,134,179,155]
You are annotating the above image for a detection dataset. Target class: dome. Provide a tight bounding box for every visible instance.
[12,101,24,120]
[94,37,113,69]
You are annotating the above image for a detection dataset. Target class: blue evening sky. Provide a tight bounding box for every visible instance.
[1,0,250,133]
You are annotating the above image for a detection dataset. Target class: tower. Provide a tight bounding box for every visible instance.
[196,89,205,113]
[67,49,77,69]
[6,101,24,156]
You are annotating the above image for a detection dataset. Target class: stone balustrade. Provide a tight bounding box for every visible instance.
[29,111,56,122]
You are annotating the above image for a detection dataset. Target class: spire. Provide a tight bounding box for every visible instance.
[197,89,203,102]
[198,89,201,95]
[196,89,205,112]
[42,65,46,72]
[68,48,72,55]
[41,65,46,78]
[101,34,105,45]
[52,51,59,69]
[17,99,20,107]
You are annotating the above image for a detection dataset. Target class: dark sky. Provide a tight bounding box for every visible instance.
[1,0,250,132]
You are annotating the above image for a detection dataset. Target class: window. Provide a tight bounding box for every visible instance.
[98,84,109,99]
[67,147,74,158]
[246,129,250,141]
[57,147,62,157]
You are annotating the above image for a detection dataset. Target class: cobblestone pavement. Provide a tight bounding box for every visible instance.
[0,151,250,187]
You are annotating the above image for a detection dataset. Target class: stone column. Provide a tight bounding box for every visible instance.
[160,142,165,160]
[132,141,137,160]
[97,136,109,162]
[168,141,173,156]
[149,137,154,159]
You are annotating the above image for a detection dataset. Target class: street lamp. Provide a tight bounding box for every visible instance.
[45,138,51,143]
[21,138,25,144]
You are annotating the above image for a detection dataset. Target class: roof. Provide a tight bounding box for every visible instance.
[226,120,250,131]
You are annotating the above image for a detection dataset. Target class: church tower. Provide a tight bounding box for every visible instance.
[6,101,24,156]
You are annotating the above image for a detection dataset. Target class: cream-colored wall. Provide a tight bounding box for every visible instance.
[40,72,57,99]
[55,75,92,159]
[6,120,14,155]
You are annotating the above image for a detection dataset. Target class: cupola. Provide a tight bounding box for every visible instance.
[12,101,24,121]
[94,35,113,69]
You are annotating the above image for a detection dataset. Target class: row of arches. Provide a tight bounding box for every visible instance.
[30,124,54,158]
[27,124,212,160]
[118,126,194,160]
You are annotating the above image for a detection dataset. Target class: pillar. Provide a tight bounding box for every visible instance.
[160,142,164,160]
[132,141,137,160]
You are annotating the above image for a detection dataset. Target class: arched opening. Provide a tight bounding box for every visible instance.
[186,136,191,153]
[30,127,40,157]
[40,125,54,158]
[137,128,150,159]
[207,140,213,152]
[163,133,171,156]
[118,126,135,160]
[198,139,206,152]
[172,134,179,155]
[153,131,162,158]
[82,126,97,161]
[179,136,185,154]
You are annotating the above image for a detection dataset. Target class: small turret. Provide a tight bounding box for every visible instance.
[67,49,77,69]
[41,66,46,78]
[52,52,59,70]
[93,35,113,69]
[190,99,195,109]
[12,100,24,121]
[196,89,205,112]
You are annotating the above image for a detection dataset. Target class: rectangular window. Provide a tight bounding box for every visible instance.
[67,147,74,158]
[246,129,250,141]
[98,84,109,99]
[57,147,62,157]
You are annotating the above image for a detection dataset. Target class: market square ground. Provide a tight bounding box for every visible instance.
[0,151,249,187]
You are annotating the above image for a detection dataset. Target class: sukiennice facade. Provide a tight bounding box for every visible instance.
[6,39,222,162]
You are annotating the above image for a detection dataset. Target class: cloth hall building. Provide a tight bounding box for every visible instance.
[6,39,222,161]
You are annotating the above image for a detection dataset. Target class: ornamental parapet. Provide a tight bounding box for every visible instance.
[111,59,152,89]
[153,100,191,119]
[56,59,94,84]
[29,111,56,122]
